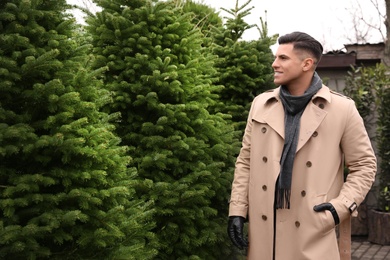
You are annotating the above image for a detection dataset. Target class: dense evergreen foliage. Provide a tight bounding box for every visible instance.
[211,0,276,135]
[344,64,390,212]
[181,0,223,39]
[371,64,390,212]
[0,0,276,258]
[87,0,239,258]
[0,1,155,259]
[343,66,377,129]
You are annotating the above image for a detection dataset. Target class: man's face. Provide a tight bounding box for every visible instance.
[272,43,307,86]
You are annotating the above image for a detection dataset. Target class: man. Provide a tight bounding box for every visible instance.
[227,31,377,259]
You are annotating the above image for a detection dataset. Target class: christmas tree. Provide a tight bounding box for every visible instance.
[211,0,276,136]
[88,0,237,258]
[0,0,155,259]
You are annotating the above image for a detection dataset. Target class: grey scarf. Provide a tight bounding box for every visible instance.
[276,72,322,209]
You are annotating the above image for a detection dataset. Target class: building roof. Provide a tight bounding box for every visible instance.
[317,42,384,69]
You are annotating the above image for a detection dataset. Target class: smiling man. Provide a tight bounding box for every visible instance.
[227,31,377,260]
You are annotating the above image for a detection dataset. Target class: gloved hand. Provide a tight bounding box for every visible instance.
[313,202,340,225]
[227,216,248,250]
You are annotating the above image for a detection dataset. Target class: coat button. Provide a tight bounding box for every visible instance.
[262,215,268,221]
[262,156,268,163]
[295,221,300,228]
[301,190,306,197]
[306,161,312,167]
[262,185,267,191]
[312,131,318,137]
[261,127,267,133]
[319,103,325,109]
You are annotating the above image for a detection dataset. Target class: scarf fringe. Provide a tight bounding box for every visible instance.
[276,189,291,209]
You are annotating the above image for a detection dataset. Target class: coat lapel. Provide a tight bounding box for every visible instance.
[297,99,328,152]
[262,101,285,139]
[253,86,330,151]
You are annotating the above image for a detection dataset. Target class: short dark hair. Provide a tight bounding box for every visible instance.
[278,31,323,63]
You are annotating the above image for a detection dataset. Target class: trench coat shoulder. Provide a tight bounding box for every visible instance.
[313,85,353,105]
[252,87,280,105]
[329,89,352,100]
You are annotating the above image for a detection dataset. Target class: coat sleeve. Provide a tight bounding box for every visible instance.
[228,97,258,218]
[330,99,377,221]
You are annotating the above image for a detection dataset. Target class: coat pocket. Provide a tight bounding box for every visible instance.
[314,194,336,235]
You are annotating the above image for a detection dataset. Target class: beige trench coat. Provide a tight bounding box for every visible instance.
[229,86,376,260]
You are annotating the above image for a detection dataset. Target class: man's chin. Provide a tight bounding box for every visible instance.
[273,80,283,86]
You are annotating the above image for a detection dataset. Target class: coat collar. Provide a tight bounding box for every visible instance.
[263,85,332,104]
[259,85,331,152]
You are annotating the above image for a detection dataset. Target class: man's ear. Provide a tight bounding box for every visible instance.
[302,58,315,71]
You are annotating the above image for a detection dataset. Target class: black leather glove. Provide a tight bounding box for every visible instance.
[313,202,340,225]
[227,216,249,250]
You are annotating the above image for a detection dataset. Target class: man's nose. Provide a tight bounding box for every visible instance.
[271,59,278,69]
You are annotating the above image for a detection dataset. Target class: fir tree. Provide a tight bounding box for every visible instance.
[180,0,223,45]
[0,1,155,259]
[87,0,237,258]
[211,0,276,136]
